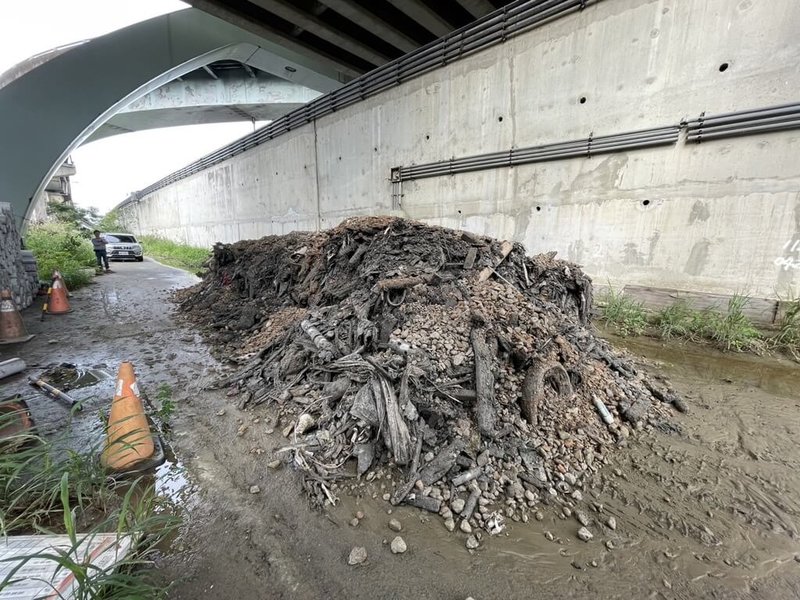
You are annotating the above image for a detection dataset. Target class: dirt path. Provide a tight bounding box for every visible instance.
[3,260,799,599]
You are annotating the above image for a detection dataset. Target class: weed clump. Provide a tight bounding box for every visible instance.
[770,297,800,361]
[597,287,649,336]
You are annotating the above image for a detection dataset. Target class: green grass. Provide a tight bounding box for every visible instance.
[24,221,96,288]
[0,410,179,598]
[140,236,210,273]
[770,297,800,361]
[155,384,176,424]
[703,294,763,352]
[597,287,649,336]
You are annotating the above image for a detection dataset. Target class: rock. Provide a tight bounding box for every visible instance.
[350,518,360,527]
[606,516,617,530]
[562,507,572,518]
[451,498,466,514]
[388,518,402,532]
[534,511,544,521]
[444,518,456,532]
[356,511,365,520]
[348,546,367,565]
[452,353,466,366]
[267,459,282,469]
[506,481,525,499]
[544,531,554,541]
[577,527,593,542]
[465,535,479,550]
[249,485,260,494]
[295,413,316,435]
[571,490,583,501]
[460,519,473,534]
[390,536,407,554]
[576,511,590,527]
[382,493,391,501]
[564,472,577,486]
[605,540,615,550]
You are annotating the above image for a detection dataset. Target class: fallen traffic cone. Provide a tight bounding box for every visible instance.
[46,275,71,315]
[0,290,35,344]
[101,362,156,471]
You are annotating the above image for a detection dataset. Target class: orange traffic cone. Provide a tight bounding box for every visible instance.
[0,290,35,344]
[52,270,71,297]
[100,362,156,471]
[46,275,71,315]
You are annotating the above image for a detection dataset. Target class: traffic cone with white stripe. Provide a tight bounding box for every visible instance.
[0,290,34,344]
[46,275,71,315]
[101,362,156,471]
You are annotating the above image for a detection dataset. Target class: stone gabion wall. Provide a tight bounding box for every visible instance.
[0,202,37,308]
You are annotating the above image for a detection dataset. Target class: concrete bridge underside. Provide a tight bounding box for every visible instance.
[89,71,321,142]
[0,8,349,227]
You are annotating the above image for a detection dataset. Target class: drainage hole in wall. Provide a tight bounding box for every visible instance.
[338,156,342,160]
[536,206,541,212]
[579,96,587,104]
[498,116,504,122]
[719,62,729,72]
[457,210,462,214]
[642,199,651,206]
[425,134,430,140]
[374,147,378,152]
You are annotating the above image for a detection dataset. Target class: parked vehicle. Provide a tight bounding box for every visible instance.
[104,233,144,262]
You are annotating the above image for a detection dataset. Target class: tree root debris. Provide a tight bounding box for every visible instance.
[175,217,683,530]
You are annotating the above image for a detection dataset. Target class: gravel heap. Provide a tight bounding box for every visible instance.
[177,217,684,532]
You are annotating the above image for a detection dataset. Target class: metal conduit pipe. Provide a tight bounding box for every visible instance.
[687,120,800,142]
[514,0,585,32]
[687,113,800,135]
[687,102,800,124]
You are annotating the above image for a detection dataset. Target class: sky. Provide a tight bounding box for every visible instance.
[0,0,264,214]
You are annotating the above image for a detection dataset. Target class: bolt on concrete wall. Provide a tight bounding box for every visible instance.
[119,0,800,300]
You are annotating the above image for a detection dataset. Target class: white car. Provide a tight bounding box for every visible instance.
[104,233,144,262]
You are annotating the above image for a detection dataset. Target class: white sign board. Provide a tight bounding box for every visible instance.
[0,534,132,599]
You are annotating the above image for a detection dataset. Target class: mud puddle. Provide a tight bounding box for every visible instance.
[35,362,113,392]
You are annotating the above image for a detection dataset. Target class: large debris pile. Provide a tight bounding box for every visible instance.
[178,217,683,528]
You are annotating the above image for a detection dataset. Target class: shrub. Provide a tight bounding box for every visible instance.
[25,221,96,288]
[96,209,128,233]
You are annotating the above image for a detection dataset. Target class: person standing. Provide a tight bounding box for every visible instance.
[92,230,110,272]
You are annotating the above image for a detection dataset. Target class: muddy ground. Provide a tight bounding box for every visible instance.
[2,259,800,599]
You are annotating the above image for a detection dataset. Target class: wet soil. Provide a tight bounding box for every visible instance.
[2,260,799,599]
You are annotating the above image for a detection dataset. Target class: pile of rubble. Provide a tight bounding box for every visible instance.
[177,217,683,533]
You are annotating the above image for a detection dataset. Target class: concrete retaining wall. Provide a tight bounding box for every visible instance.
[0,203,37,308]
[120,0,800,300]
